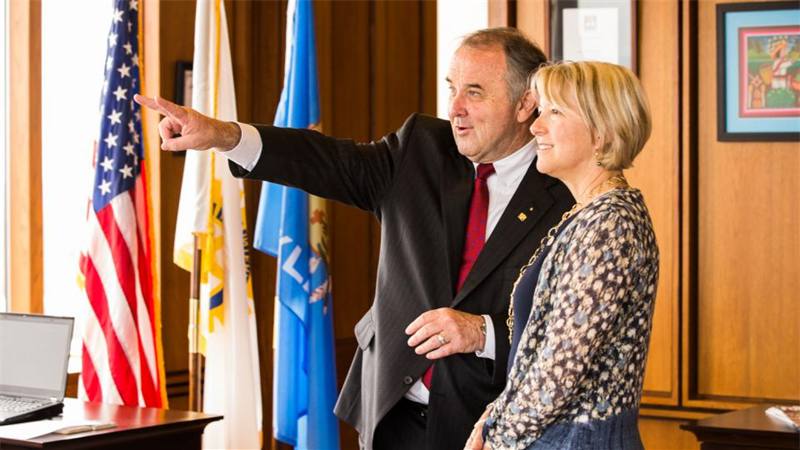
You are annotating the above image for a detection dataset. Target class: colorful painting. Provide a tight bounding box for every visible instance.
[717,2,800,141]
[739,28,800,117]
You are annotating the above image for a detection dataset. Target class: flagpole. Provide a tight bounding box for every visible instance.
[188,233,204,412]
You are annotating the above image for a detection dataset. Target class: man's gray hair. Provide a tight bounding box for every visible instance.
[460,27,547,103]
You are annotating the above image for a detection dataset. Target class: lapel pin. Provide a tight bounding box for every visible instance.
[518,212,527,222]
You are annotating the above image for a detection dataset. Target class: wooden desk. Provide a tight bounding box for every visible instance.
[0,398,221,449]
[681,405,799,449]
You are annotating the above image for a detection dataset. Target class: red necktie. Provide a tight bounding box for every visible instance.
[422,163,495,389]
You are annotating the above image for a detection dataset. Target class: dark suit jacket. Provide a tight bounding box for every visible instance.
[229,114,574,450]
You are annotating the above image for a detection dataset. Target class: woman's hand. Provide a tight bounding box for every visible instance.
[464,407,492,450]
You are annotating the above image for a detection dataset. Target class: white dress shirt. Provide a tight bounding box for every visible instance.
[219,124,536,404]
[471,139,536,358]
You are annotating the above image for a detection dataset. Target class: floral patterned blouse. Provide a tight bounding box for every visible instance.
[483,188,659,449]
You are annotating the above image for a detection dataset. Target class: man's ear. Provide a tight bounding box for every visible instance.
[516,90,536,123]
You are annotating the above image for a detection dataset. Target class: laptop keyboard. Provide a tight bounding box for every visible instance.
[0,395,48,413]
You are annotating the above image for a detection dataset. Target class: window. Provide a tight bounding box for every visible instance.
[436,0,488,118]
[41,0,113,367]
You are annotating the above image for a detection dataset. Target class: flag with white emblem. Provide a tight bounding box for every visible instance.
[253,0,340,448]
[173,0,262,448]
[79,0,167,408]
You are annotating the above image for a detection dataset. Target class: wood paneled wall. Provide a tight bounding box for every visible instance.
[516,0,799,448]
[626,0,682,407]
[156,1,435,448]
[518,0,683,409]
[691,0,799,407]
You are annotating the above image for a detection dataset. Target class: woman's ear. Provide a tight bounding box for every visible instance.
[592,131,606,152]
[516,90,536,123]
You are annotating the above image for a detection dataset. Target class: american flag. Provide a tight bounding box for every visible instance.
[79,0,165,408]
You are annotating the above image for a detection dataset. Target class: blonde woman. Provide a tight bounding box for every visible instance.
[466,61,658,450]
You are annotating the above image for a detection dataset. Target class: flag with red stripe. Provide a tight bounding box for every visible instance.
[78,0,166,408]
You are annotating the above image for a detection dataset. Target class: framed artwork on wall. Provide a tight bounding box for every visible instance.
[549,0,637,73]
[175,61,193,107]
[717,2,800,141]
[171,61,193,156]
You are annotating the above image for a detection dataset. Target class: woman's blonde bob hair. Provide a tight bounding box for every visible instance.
[530,61,652,170]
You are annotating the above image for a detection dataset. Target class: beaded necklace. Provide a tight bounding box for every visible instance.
[506,174,629,342]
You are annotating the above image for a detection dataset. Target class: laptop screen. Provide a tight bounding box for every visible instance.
[0,313,74,400]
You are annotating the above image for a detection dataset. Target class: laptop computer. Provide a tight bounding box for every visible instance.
[0,313,74,425]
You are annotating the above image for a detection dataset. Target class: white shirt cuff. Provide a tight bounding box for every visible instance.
[217,122,262,172]
[406,315,494,404]
[474,314,495,360]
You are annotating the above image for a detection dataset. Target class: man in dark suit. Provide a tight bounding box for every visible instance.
[137,28,573,450]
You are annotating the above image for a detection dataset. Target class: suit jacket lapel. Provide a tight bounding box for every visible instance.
[440,153,473,300]
[452,161,557,307]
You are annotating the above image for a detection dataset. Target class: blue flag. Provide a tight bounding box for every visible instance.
[253,0,340,448]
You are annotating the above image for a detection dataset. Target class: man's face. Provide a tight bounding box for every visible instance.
[446,45,530,163]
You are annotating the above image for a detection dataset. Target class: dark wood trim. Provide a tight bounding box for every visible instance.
[66,373,79,399]
[670,0,683,408]
[165,369,192,400]
[640,406,718,421]
[681,0,698,409]
[685,395,799,409]
[643,389,677,399]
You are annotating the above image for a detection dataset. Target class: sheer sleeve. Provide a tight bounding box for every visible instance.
[484,210,640,449]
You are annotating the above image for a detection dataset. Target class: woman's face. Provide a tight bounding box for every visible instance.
[530,90,598,185]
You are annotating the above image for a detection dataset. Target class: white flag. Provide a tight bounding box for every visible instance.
[173,0,262,448]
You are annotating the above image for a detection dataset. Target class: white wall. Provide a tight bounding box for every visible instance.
[436,0,489,119]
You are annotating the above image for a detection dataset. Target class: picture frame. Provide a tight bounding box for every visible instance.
[175,61,193,107]
[717,2,800,142]
[171,61,193,156]
[548,0,637,73]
